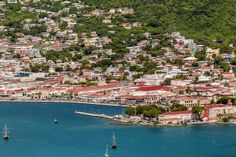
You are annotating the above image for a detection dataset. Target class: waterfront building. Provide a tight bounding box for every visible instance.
[158,110,194,125]
[203,104,236,122]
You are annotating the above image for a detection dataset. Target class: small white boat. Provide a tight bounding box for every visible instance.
[104,145,109,157]
[54,118,58,124]
[3,124,10,140]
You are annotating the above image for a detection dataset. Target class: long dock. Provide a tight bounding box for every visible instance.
[74,110,149,125]
[74,110,114,120]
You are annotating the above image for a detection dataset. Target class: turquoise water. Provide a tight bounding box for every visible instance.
[0,102,236,157]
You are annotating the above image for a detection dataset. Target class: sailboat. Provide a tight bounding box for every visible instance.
[3,124,10,140]
[104,145,109,157]
[54,118,58,124]
[111,133,117,149]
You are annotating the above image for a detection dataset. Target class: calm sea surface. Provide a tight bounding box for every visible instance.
[0,102,236,157]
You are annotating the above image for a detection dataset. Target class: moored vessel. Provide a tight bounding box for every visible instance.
[54,118,58,124]
[104,145,109,157]
[111,133,117,149]
[3,124,10,140]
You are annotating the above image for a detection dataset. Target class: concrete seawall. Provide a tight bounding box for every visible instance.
[74,110,153,126]
[74,110,114,120]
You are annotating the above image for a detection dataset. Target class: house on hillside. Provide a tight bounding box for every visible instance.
[7,0,18,3]
[0,13,5,20]
[0,0,6,6]
[173,96,198,107]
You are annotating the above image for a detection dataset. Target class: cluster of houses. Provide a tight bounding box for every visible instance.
[0,0,235,124]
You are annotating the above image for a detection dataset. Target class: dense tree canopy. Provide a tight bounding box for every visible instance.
[171,104,188,111]
[125,105,165,118]
[81,0,236,46]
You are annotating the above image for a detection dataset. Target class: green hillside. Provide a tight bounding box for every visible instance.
[81,0,236,46]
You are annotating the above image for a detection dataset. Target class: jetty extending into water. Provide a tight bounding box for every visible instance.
[74,110,152,126]
[74,110,114,120]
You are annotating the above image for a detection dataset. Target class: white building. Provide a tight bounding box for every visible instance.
[159,111,193,125]
[171,80,192,86]
[7,0,18,3]
[204,104,236,122]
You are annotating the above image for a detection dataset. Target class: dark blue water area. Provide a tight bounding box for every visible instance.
[0,102,235,157]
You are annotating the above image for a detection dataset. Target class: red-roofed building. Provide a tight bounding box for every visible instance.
[223,72,235,80]
[191,72,201,77]
[203,104,236,122]
[68,83,123,96]
[158,110,193,125]
[136,85,171,92]
[174,96,198,106]
[44,76,64,84]
[115,94,158,104]
[172,86,188,93]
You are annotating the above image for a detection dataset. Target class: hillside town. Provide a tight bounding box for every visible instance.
[0,0,236,125]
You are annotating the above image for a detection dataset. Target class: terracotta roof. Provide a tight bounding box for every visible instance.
[205,104,228,109]
[160,110,192,116]
[173,86,188,90]
[191,72,201,76]
[136,85,171,92]
[175,96,197,101]
[203,104,231,118]
[116,94,157,100]
[68,83,122,93]
[195,86,219,92]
